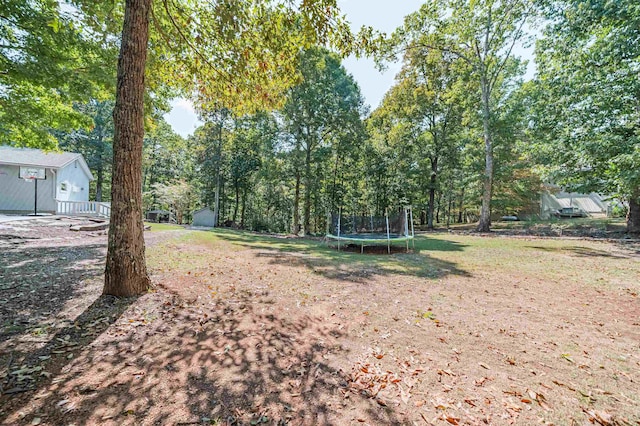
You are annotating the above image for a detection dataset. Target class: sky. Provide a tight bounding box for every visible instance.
[165,0,535,138]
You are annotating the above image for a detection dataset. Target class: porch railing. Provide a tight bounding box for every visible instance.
[56,200,111,218]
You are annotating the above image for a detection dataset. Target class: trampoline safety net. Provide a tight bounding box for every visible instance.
[329,209,409,238]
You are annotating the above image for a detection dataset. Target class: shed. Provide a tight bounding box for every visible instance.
[192,207,217,227]
[146,209,173,223]
[0,146,94,214]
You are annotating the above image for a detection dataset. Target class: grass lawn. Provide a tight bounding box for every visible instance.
[144,222,186,232]
[1,225,638,425]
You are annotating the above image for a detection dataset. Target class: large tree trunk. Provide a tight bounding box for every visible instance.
[427,157,438,230]
[232,180,240,223]
[103,0,151,297]
[477,78,493,232]
[240,186,247,228]
[457,187,465,223]
[212,171,220,226]
[220,178,226,223]
[303,142,312,235]
[96,162,103,202]
[446,177,454,228]
[293,169,300,234]
[212,116,224,227]
[628,191,640,234]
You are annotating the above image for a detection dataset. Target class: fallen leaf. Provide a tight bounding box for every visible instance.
[552,380,576,391]
[507,403,522,412]
[464,399,476,407]
[445,416,460,425]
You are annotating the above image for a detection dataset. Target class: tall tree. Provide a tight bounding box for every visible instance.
[376,45,466,229]
[381,0,533,231]
[142,119,189,193]
[104,0,152,297]
[283,48,366,235]
[197,109,232,227]
[104,0,358,295]
[228,113,277,227]
[58,100,114,202]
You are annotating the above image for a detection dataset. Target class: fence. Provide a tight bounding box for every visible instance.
[56,200,111,218]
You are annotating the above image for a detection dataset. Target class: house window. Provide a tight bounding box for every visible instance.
[60,182,68,192]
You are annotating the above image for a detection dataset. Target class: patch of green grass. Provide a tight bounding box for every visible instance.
[147,227,639,293]
[144,222,185,232]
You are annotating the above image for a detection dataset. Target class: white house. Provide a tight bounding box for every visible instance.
[0,146,94,214]
[540,190,612,219]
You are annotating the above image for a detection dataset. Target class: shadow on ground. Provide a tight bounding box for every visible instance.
[208,229,470,282]
[0,242,106,341]
[2,290,405,425]
[0,239,138,423]
[526,245,630,259]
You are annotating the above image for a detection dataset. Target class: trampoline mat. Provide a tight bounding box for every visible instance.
[326,233,413,243]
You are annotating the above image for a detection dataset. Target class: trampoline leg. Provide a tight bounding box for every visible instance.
[361,243,363,254]
[406,239,409,253]
[387,241,390,254]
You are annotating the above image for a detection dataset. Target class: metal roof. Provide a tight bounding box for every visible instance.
[0,146,94,180]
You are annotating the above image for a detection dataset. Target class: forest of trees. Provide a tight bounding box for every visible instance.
[2,0,638,295]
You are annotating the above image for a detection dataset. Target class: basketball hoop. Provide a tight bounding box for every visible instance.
[19,167,46,180]
[18,167,46,215]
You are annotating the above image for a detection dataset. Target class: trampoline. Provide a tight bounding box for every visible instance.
[326,207,415,253]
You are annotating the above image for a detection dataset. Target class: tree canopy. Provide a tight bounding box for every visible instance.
[0,0,117,147]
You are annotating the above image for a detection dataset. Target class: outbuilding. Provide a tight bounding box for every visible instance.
[192,207,217,227]
[0,146,94,214]
[147,209,173,223]
[540,190,613,219]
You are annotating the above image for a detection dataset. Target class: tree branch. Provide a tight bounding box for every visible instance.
[160,0,237,92]
[488,12,529,92]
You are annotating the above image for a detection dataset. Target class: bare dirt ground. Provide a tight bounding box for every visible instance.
[1,221,639,425]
